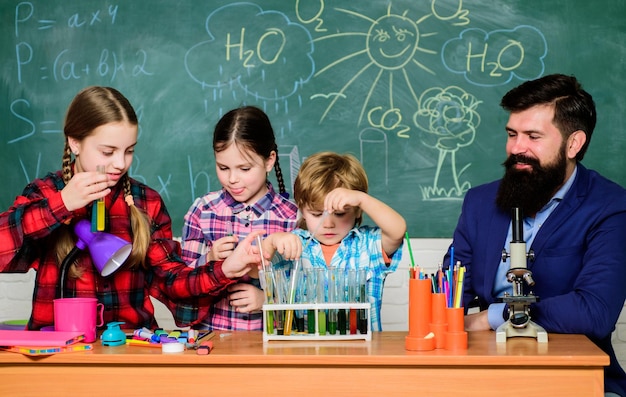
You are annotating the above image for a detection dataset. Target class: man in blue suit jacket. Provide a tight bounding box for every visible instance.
[446,74,626,396]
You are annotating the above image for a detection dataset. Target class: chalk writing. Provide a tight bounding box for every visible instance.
[8,99,63,144]
[187,155,211,204]
[15,2,118,36]
[184,3,314,101]
[295,0,327,33]
[442,25,547,86]
[3,0,590,238]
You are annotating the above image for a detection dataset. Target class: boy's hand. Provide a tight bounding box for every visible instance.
[324,187,364,213]
[263,232,302,261]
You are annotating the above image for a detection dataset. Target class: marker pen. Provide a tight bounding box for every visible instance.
[133,328,160,343]
[187,329,196,344]
[126,339,160,348]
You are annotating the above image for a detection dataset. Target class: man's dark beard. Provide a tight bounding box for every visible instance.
[496,150,566,216]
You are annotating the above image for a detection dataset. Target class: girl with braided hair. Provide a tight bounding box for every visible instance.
[0,86,267,330]
[179,106,298,331]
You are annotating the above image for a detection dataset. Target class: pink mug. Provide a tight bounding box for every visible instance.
[53,297,104,343]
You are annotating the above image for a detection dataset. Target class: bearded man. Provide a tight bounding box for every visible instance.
[444,74,626,396]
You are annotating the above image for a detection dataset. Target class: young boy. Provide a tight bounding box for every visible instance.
[279,151,406,331]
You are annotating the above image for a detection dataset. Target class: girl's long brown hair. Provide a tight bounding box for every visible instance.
[58,86,151,277]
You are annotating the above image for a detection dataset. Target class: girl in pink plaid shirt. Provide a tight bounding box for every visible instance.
[181,106,298,330]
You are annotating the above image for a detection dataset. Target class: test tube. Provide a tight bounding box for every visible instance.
[283,260,301,336]
[358,268,368,334]
[223,209,235,249]
[92,165,106,232]
[328,266,338,335]
[259,269,275,335]
[337,269,347,335]
[306,269,316,334]
[316,268,326,335]
[295,270,306,332]
[348,269,357,335]
[273,269,286,335]
[256,235,269,273]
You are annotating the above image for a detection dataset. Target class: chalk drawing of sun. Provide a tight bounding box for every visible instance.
[311,3,441,125]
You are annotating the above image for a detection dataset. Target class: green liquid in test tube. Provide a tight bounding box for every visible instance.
[260,270,274,335]
[358,268,368,334]
[257,236,274,335]
[317,268,326,335]
[306,269,316,334]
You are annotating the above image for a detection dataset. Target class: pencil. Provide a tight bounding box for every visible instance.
[454,266,465,308]
[405,232,416,276]
[194,330,214,346]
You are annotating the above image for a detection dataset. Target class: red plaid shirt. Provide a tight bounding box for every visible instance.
[0,169,235,330]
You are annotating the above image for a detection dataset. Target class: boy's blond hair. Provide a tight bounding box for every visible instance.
[293,151,368,229]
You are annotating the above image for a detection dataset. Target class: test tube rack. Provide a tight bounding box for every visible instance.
[262,302,371,341]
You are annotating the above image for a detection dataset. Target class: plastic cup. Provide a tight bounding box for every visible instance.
[54,297,104,343]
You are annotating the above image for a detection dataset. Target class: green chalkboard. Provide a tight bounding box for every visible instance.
[2,1,625,237]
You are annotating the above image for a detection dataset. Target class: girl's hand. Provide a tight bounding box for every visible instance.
[227,283,265,313]
[208,235,239,261]
[61,171,110,211]
[221,231,263,279]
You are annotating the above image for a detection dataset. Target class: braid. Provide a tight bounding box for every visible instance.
[123,176,133,204]
[61,140,73,184]
[123,174,151,269]
[273,147,288,198]
[56,139,81,279]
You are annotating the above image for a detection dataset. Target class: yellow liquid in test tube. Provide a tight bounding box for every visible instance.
[96,166,105,231]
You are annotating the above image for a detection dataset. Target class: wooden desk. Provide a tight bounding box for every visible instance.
[0,331,608,396]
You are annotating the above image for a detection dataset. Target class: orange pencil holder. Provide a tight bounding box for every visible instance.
[405,278,435,351]
[444,306,468,350]
[429,293,448,349]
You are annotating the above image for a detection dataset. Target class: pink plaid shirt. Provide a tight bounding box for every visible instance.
[181,183,297,330]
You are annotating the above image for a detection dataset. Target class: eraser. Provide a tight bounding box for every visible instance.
[196,341,213,355]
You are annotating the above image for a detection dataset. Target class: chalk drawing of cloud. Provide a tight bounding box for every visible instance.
[184,2,314,101]
[441,25,547,87]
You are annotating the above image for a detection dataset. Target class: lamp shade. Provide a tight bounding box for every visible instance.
[74,220,132,277]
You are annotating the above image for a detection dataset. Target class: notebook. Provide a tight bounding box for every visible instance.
[0,344,93,356]
[0,330,84,347]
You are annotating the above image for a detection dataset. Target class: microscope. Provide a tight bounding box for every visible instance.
[495,207,548,343]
